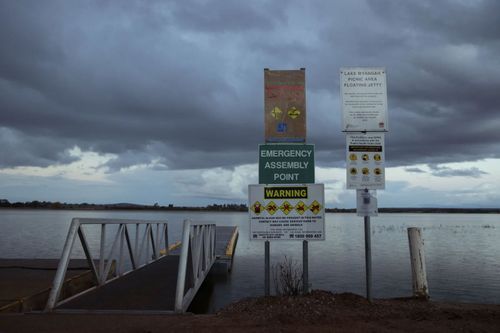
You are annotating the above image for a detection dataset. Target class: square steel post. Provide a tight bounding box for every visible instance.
[364,216,372,302]
[265,240,270,296]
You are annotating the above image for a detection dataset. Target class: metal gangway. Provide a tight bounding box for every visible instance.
[45,218,218,313]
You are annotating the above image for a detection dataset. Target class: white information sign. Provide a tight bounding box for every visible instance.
[356,189,378,217]
[341,67,388,132]
[248,184,325,241]
[346,132,385,189]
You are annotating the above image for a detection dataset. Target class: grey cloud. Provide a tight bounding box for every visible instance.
[0,127,78,168]
[368,0,500,44]
[170,1,282,32]
[405,167,426,174]
[428,165,488,178]
[1,0,500,172]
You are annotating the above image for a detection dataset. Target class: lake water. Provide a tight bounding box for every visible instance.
[1,209,499,312]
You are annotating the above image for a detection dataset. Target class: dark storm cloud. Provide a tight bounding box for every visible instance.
[1,0,500,171]
[405,167,425,174]
[428,165,488,178]
[369,0,500,44]
[169,1,282,32]
[364,0,500,166]
[0,127,78,168]
[404,165,488,178]
[0,0,263,169]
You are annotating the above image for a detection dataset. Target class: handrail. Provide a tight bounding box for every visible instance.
[174,220,216,313]
[45,218,169,311]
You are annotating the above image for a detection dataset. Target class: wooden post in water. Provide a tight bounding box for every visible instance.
[408,227,429,298]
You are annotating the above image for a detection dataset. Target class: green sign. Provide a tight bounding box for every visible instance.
[259,144,315,184]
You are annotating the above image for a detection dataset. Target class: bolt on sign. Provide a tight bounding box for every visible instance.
[346,132,385,190]
[340,67,388,132]
[248,184,325,241]
[259,144,315,184]
[264,69,306,143]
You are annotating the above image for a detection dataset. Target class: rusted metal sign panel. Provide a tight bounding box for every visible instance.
[264,69,306,142]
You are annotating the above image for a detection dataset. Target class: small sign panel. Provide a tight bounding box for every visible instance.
[346,133,385,189]
[248,184,325,241]
[340,67,388,132]
[265,69,306,142]
[259,144,315,184]
[356,189,378,216]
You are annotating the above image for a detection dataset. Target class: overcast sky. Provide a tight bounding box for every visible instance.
[1,0,500,208]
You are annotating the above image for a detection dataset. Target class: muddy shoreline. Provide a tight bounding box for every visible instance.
[1,291,500,332]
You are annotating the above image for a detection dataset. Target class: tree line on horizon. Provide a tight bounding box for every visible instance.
[0,199,248,211]
[1,199,499,213]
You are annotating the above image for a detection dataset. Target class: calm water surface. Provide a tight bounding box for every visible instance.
[1,210,499,312]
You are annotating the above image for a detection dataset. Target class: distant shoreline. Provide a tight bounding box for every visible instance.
[1,200,499,214]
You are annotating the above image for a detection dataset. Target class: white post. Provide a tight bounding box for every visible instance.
[175,219,192,312]
[99,224,106,285]
[408,227,429,298]
[45,219,80,311]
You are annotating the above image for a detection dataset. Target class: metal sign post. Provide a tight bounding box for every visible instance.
[359,188,375,302]
[341,66,388,302]
[303,240,309,293]
[250,68,328,296]
[265,240,270,296]
[364,215,372,302]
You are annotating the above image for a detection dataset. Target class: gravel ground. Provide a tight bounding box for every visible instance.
[1,291,500,332]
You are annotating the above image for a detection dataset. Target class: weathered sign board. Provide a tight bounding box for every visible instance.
[248,184,324,240]
[340,67,388,132]
[259,144,314,184]
[264,69,306,142]
[346,132,385,189]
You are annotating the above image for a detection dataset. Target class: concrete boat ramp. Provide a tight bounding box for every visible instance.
[0,219,238,314]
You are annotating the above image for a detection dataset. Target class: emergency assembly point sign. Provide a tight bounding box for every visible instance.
[248,184,325,241]
[259,144,315,184]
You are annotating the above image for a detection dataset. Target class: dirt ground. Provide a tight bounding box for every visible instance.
[1,291,500,332]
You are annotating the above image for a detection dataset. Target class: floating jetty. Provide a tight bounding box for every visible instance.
[0,219,238,314]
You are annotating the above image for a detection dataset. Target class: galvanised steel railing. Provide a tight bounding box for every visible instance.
[174,220,216,313]
[45,218,169,311]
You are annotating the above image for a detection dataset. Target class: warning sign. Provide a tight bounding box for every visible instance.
[264,69,306,143]
[340,67,388,132]
[346,133,385,189]
[249,184,325,241]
